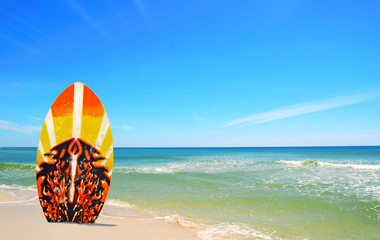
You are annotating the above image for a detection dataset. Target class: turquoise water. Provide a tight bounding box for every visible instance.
[1,147,379,239]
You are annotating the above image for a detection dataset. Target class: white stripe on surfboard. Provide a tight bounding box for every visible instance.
[37,141,48,172]
[69,154,78,203]
[36,141,45,172]
[105,144,113,176]
[45,109,56,148]
[105,143,113,159]
[38,141,46,157]
[72,82,84,138]
[94,143,113,168]
[106,169,113,178]
[95,113,110,150]
[37,141,50,164]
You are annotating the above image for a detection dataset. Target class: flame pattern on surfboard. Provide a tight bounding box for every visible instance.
[36,82,113,223]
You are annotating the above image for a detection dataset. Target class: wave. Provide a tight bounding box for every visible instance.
[157,215,274,240]
[153,214,274,240]
[279,160,380,170]
[106,199,136,209]
[197,222,274,240]
[0,184,37,201]
[114,159,258,174]
[0,184,36,192]
[0,162,35,172]
[117,155,183,160]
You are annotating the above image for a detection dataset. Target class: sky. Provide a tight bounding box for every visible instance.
[0,0,379,147]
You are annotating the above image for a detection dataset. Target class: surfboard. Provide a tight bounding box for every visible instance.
[36,82,113,223]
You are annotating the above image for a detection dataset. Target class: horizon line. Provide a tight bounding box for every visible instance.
[1,145,379,149]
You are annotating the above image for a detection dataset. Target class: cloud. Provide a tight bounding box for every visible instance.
[0,9,61,55]
[122,125,133,130]
[0,78,43,96]
[64,0,111,41]
[192,112,209,123]
[29,115,44,122]
[0,35,45,57]
[223,90,380,127]
[193,110,218,123]
[133,0,150,21]
[133,0,156,30]
[0,120,41,134]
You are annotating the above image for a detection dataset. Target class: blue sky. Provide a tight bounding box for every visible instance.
[0,0,379,147]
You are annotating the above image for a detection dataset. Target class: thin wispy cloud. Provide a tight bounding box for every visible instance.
[193,112,209,123]
[0,35,46,57]
[133,0,150,21]
[122,125,133,131]
[107,0,131,29]
[29,116,44,122]
[223,90,380,127]
[1,9,54,49]
[0,9,40,32]
[64,0,112,41]
[133,0,156,30]
[0,78,46,96]
[193,110,217,124]
[0,120,41,134]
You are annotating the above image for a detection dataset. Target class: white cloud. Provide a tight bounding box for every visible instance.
[29,115,44,121]
[193,110,217,123]
[0,35,45,57]
[122,125,133,130]
[192,112,209,123]
[64,0,111,41]
[223,90,380,127]
[133,0,150,21]
[0,120,41,134]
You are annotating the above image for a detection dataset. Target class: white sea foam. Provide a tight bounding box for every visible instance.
[0,184,36,192]
[0,184,37,201]
[279,160,380,170]
[197,222,275,240]
[102,198,156,219]
[153,214,197,227]
[106,199,136,209]
[152,213,275,240]
[115,159,258,174]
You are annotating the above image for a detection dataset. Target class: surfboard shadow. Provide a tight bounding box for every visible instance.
[54,222,117,227]
[85,223,117,227]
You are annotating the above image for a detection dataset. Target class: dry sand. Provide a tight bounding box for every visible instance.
[0,192,201,240]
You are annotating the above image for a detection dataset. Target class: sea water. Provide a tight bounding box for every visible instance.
[0,147,379,239]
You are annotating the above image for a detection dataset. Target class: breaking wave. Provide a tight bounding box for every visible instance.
[279,160,380,170]
[154,214,275,240]
[0,162,35,172]
[114,159,258,174]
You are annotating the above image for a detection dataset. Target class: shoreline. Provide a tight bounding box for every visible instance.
[0,191,201,240]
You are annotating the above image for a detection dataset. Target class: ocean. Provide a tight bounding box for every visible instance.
[1,146,379,239]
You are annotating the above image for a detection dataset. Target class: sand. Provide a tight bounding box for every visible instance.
[0,192,201,240]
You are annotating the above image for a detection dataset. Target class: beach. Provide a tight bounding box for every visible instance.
[1,1,379,239]
[0,191,200,240]
[1,147,379,239]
